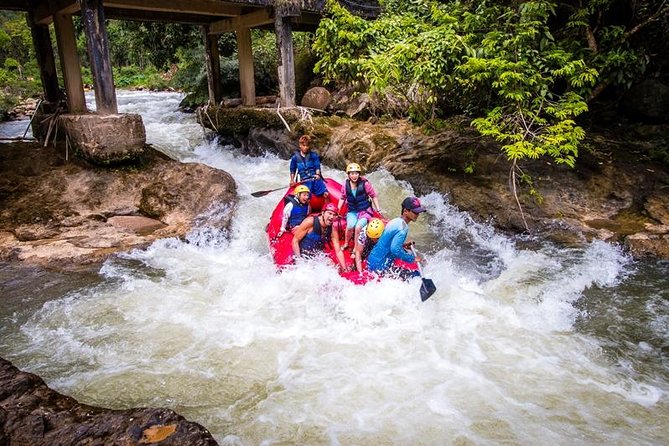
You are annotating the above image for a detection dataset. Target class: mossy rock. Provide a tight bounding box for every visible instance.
[197,107,298,136]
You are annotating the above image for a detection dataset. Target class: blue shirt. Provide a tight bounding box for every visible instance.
[367,217,415,272]
[289,151,321,179]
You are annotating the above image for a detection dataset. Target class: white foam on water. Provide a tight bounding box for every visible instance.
[7,91,668,445]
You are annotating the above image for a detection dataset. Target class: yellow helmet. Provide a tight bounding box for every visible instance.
[346,162,362,173]
[366,218,385,239]
[293,185,310,195]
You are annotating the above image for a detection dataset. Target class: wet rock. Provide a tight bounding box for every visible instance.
[0,357,219,446]
[0,142,237,271]
[625,232,669,258]
[645,195,669,225]
[247,128,296,158]
[208,114,669,258]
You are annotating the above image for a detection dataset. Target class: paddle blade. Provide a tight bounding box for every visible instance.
[251,187,283,198]
[420,278,436,302]
[251,190,272,197]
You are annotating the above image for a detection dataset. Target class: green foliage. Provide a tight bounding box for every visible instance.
[114,65,169,89]
[314,0,596,168]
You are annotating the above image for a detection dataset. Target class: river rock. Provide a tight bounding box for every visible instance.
[301,87,331,111]
[214,115,669,258]
[0,357,219,446]
[0,142,237,270]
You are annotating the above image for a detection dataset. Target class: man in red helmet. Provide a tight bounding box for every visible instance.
[291,203,347,270]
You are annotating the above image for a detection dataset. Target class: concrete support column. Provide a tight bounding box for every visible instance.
[53,13,86,113]
[236,27,256,106]
[27,10,61,103]
[81,0,118,115]
[274,15,295,107]
[202,26,222,105]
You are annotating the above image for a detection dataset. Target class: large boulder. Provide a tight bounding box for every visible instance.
[301,87,331,111]
[59,113,146,165]
[0,143,237,270]
[0,357,219,445]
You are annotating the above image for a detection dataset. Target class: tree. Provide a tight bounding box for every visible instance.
[313,0,666,229]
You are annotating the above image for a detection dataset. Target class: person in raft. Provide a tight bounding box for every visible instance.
[337,162,382,252]
[292,203,348,270]
[367,197,425,280]
[289,135,329,201]
[353,217,385,273]
[277,185,311,238]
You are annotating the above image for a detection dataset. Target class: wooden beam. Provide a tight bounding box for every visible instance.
[275,14,295,107]
[28,8,62,102]
[103,8,216,24]
[236,27,255,106]
[103,0,241,17]
[33,0,78,25]
[81,0,117,114]
[0,0,29,12]
[209,8,273,34]
[202,26,222,105]
[52,12,86,113]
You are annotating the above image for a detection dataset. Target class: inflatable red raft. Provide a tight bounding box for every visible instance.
[265,177,417,284]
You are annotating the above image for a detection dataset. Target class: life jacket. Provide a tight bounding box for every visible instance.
[284,195,309,229]
[300,216,332,253]
[345,178,371,213]
[293,151,319,180]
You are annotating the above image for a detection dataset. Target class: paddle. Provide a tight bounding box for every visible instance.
[411,246,437,301]
[251,186,286,198]
[251,177,315,198]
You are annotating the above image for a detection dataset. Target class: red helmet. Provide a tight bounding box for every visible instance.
[323,203,338,214]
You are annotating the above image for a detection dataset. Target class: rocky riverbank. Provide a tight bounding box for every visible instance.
[0,357,218,445]
[201,107,669,258]
[0,141,237,271]
[0,140,237,445]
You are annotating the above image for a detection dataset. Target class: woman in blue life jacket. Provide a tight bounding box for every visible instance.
[291,203,348,271]
[367,197,425,280]
[289,135,329,200]
[277,185,311,238]
[353,218,385,273]
[337,162,382,252]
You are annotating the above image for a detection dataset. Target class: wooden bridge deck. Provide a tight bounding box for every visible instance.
[0,0,381,118]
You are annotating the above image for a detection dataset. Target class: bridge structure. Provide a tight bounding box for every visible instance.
[0,1,380,153]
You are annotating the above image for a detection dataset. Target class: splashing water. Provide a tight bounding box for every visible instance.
[1,91,667,445]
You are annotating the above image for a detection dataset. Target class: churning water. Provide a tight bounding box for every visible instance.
[1,91,667,445]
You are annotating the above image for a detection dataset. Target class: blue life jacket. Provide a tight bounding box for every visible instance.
[284,195,309,229]
[293,151,319,180]
[300,216,331,253]
[345,178,371,213]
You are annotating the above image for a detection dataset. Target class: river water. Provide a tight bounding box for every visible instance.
[1,91,667,445]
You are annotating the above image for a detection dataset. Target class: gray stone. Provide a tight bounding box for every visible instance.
[59,113,146,165]
[301,87,331,111]
[0,357,219,446]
